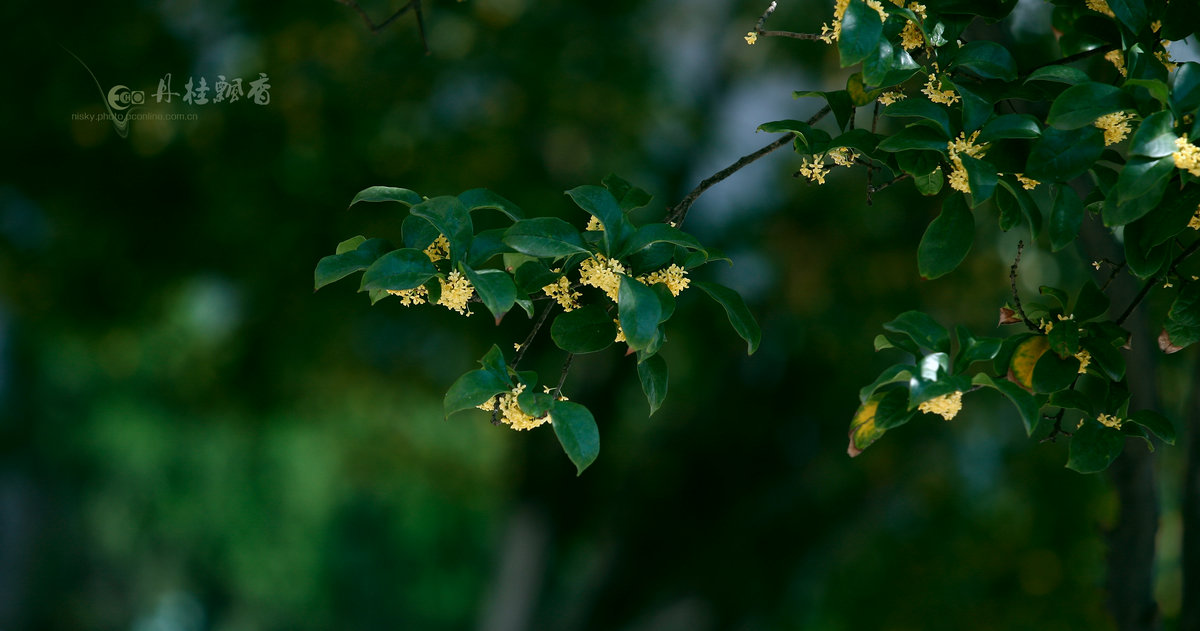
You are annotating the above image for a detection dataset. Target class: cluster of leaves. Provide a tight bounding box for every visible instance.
[747,0,1197,470]
[314,176,760,473]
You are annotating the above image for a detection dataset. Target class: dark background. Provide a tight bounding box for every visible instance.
[2,0,1190,629]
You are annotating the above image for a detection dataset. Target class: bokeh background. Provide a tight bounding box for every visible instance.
[5,0,1195,629]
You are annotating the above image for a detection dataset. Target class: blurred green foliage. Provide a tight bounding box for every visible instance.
[2,0,1191,629]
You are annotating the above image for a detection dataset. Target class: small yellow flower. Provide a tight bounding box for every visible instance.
[387,285,429,306]
[437,271,474,316]
[1093,260,1102,270]
[613,319,626,343]
[1015,173,1040,190]
[1155,50,1176,72]
[900,22,924,50]
[638,264,691,296]
[585,216,604,232]
[1104,49,1127,77]
[1040,319,1054,334]
[1151,20,1162,33]
[1188,206,1200,230]
[798,156,830,185]
[1094,111,1134,146]
[514,342,522,351]
[918,391,963,421]
[946,131,987,194]
[543,275,582,312]
[1097,413,1123,430]
[424,234,450,262]
[828,147,857,167]
[865,0,888,21]
[745,31,758,45]
[579,254,627,302]
[1074,349,1092,374]
[922,72,960,106]
[1174,137,1200,177]
[877,90,907,106]
[1164,281,1174,288]
[1087,0,1115,18]
[477,384,550,431]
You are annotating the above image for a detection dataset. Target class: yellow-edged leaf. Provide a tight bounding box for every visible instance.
[848,398,885,457]
[1007,335,1049,391]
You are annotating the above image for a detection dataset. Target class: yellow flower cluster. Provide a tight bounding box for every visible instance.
[798,156,831,184]
[1015,173,1040,190]
[613,319,626,343]
[947,131,987,194]
[819,0,886,44]
[585,216,604,232]
[918,391,963,421]
[543,275,581,311]
[579,254,627,301]
[1097,413,1123,430]
[1188,205,1200,230]
[477,384,550,431]
[1156,50,1177,72]
[437,271,474,315]
[892,1,927,50]
[1105,49,1127,77]
[922,71,960,105]
[638,263,691,296]
[1094,111,1134,146]
[1086,0,1115,17]
[1174,137,1200,176]
[877,90,907,106]
[745,31,758,45]
[424,234,450,262]
[387,286,429,306]
[828,147,857,167]
[1075,349,1092,374]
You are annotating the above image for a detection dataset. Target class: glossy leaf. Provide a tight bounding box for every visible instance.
[411,196,474,263]
[693,281,761,354]
[1025,126,1105,182]
[566,185,633,256]
[1126,410,1175,445]
[349,186,422,208]
[1129,110,1177,159]
[1007,335,1049,391]
[551,401,600,475]
[460,264,517,322]
[952,41,1017,81]
[1046,82,1132,129]
[838,0,885,66]
[620,224,703,257]
[458,188,524,221]
[883,310,950,353]
[1067,419,1125,473]
[973,373,1042,436]
[551,305,616,354]
[637,354,669,415]
[503,217,590,257]
[618,275,662,352]
[1049,185,1084,251]
[360,248,439,292]
[977,114,1041,142]
[444,369,511,419]
[314,237,391,291]
[917,194,974,279]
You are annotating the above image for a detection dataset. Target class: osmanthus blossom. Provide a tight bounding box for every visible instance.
[918,391,962,421]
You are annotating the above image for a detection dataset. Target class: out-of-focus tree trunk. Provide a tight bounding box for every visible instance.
[1182,361,1200,631]
[1106,443,1161,631]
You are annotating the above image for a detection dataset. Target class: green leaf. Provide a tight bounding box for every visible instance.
[1049,185,1084,251]
[1174,63,1200,112]
[478,344,509,382]
[952,41,1017,81]
[914,167,945,195]
[315,237,391,291]
[602,174,653,212]
[838,0,885,67]
[458,188,524,221]
[917,194,974,279]
[1105,156,1175,225]
[444,369,511,419]
[411,196,474,263]
[1126,410,1175,445]
[1031,350,1079,393]
[1129,110,1177,159]
[948,79,992,133]
[1067,419,1126,473]
[1025,126,1106,182]
[1105,0,1147,33]
[402,214,440,250]
[1048,318,1080,356]
[862,38,920,88]
[876,125,951,154]
[467,228,514,267]
[859,364,916,403]
[954,326,1002,369]
[693,281,761,354]
[972,373,1042,436]
[360,249,439,292]
[551,401,600,475]
[515,391,556,418]
[637,354,669,415]
[620,224,703,258]
[1046,82,1133,129]
[793,90,856,132]
[882,99,952,137]
[503,217,590,257]
[959,155,999,206]
[460,264,517,323]
[977,114,1041,143]
[1075,280,1110,322]
[874,387,916,431]
[550,305,616,354]
[1050,389,1095,415]
[883,310,950,354]
[1024,65,1090,85]
[514,260,561,294]
[618,275,662,352]
[349,186,423,208]
[566,185,634,257]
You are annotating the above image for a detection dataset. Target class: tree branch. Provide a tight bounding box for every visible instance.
[1117,238,1200,326]
[336,0,430,54]
[667,105,830,226]
[1009,241,1039,332]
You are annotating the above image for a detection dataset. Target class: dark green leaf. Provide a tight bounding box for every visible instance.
[883,310,950,353]
[860,364,916,403]
[1105,157,1175,226]
[874,387,916,430]
[1067,419,1125,473]
[959,155,999,205]
[1048,318,1080,356]
[478,345,509,382]
[917,194,974,279]
[876,125,951,154]
[411,196,474,263]
[1074,280,1110,322]
[952,41,1017,81]
[1046,82,1133,129]
[1050,389,1095,415]
[503,217,590,257]
[972,373,1043,436]
[1129,110,1177,159]
[838,0,885,67]
[637,354,669,415]
[954,326,1002,369]
[618,275,662,352]
[948,79,992,133]
[978,114,1041,142]
[458,188,524,221]
[602,174,654,212]
[361,248,439,292]
[516,391,556,418]
[467,228,513,267]
[566,185,634,256]
[514,260,561,294]
[1039,285,1070,310]
[693,281,761,354]
[402,214,440,250]
[620,224,703,257]
[882,99,952,137]
[1031,350,1080,393]
[349,186,422,208]
[1024,65,1090,85]
[1174,63,1200,112]
[550,305,616,354]
[1126,409,1175,445]
[444,369,511,419]
[914,167,944,195]
[1105,0,1147,33]
[1049,185,1084,251]
[862,37,920,88]
[551,401,600,475]
[1025,126,1106,181]
[315,237,391,291]
[460,264,517,323]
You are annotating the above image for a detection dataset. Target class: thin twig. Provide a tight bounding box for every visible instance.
[760,30,825,40]
[554,353,574,395]
[512,302,555,370]
[667,105,831,226]
[754,1,778,32]
[336,0,430,54]
[1010,240,1039,332]
[1117,239,1200,326]
[867,172,910,195]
